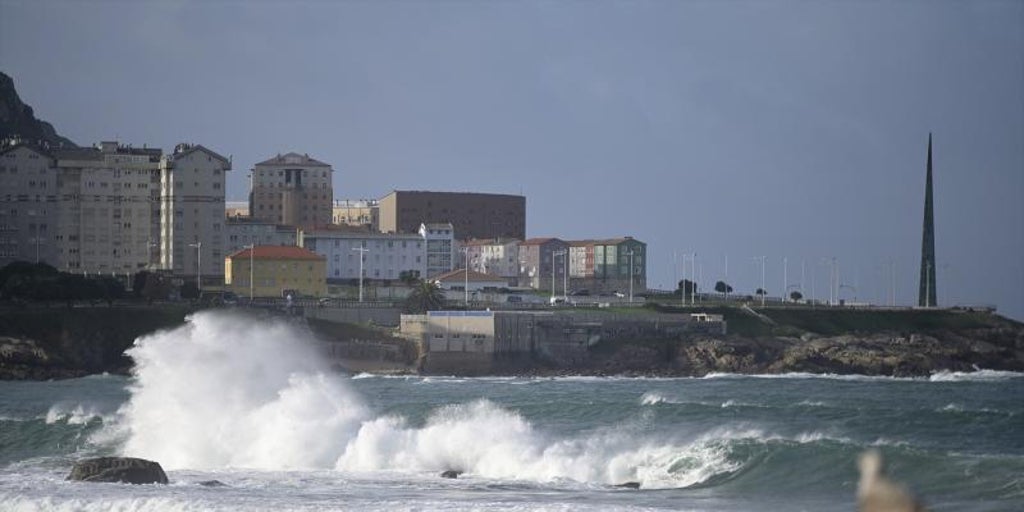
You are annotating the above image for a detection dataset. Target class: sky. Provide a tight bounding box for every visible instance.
[2,0,1022,319]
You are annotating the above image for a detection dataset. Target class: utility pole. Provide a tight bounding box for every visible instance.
[461,247,470,306]
[628,249,635,303]
[352,246,368,302]
[188,242,202,294]
[783,256,788,303]
[244,244,255,302]
[752,256,766,307]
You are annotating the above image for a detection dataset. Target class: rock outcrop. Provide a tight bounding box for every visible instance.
[67,457,169,485]
[0,72,76,147]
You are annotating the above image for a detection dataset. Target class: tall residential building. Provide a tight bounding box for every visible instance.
[299,228,425,281]
[419,222,455,278]
[516,238,568,291]
[250,152,333,228]
[159,144,231,281]
[0,142,59,267]
[332,199,379,230]
[52,141,164,274]
[378,190,525,240]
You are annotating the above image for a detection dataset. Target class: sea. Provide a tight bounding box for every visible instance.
[1,311,1022,511]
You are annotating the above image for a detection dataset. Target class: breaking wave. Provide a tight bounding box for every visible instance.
[112,311,792,489]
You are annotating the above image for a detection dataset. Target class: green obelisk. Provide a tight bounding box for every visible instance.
[918,133,937,307]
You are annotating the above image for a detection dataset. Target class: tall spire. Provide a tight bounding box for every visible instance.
[918,133,937,307]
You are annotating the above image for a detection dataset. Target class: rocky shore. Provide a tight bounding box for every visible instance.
[3,304,1022,380]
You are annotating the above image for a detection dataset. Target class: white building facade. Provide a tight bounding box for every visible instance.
[464,238,520,281]
[0,143,59,267]
[300,230,426,281]
[419,222,455,278]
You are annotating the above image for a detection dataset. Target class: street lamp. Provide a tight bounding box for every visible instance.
[552,249,566,302]
[352,246,368,302]
[627,249,635,304]
[460,247,470,306]
[243,244,255,302]
[188,242,202,294]
[752,256,766,307]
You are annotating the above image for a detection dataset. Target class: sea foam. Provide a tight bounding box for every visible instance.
[114,311,744,488]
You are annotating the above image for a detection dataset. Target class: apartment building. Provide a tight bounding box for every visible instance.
[516,237,568,291]
[418,222,455,278]
[300,228,426,281]
[159,143,231,281]
[225,245,326,298]
[250,152,333,228]
[225,217,298,256]
[51,141,164,274]
[463,237,520,281]
[378,190,525,240]
[332,199,378,230]
[568,237,647,294]
[0,143,59,267]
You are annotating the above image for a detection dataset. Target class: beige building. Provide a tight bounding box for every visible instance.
[251,152,333,228]
[50,141,164,274]
[225,201,249,218]
[379,190,525,240]
[0,142,59,266]
[225,245,326,298]
[332,199,378,230]
[159,144,231,282]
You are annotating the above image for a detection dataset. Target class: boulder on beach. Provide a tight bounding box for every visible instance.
[615,481,641,489]
[67,457,169,485]
[440,470,463,479]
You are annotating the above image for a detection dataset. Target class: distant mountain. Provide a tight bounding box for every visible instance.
[0,71,77,148]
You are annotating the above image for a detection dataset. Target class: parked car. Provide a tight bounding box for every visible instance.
[549,296,566,305]
[613,291,626,298]
[506,295,523,303]
[569,289,590,296]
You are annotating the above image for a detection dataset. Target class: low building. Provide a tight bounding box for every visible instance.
[567,237,647,295]
[225,201,249,218]
[464,237,520,281]
[299,227,425,281]
[224,245,326,298]
[332,199,379,230]
[432,268,509,291]
[516,237,568,291]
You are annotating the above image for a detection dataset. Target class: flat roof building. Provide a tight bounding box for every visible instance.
[378,190,525,240]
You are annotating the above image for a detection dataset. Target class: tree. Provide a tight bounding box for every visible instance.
[404,280,445,314]
[714,280,733,296]
[755,288,767,297]
[789,290,803,302]
[676,279,697,297]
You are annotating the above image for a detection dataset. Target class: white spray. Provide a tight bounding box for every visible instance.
[118,311,739,488]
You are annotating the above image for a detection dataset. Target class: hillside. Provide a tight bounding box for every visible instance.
[0,71,76,147]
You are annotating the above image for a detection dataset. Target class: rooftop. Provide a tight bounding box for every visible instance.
[227,245,324,261]
[254,152,331,168]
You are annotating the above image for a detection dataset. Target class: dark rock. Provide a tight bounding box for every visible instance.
[615,481,641,489]
[440,470,463,479]
[198,479,228,487]
[67,457,168,484]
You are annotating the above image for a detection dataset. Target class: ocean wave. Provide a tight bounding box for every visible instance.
[928,369,1024,382]
[44,404,107,425]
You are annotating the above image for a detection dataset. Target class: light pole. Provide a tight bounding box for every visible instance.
[752,256,766,307]
[782,256,787,303]
[460,247,470,306]
[551,249,566,302]
[188,242,202,294]
[244,244,255,302]
[352,246,368,302]
[628,249,635,303]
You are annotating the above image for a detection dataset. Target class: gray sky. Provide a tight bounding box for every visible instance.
[2,0,1022,319]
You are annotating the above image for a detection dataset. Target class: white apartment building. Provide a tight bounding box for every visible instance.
[225,217,298,255]
[300,229,425,281]
[0,143,59,266]
[159,143,231,280]
[419,222,455,278]
[251,152,333,228]
[463,238,520,281]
